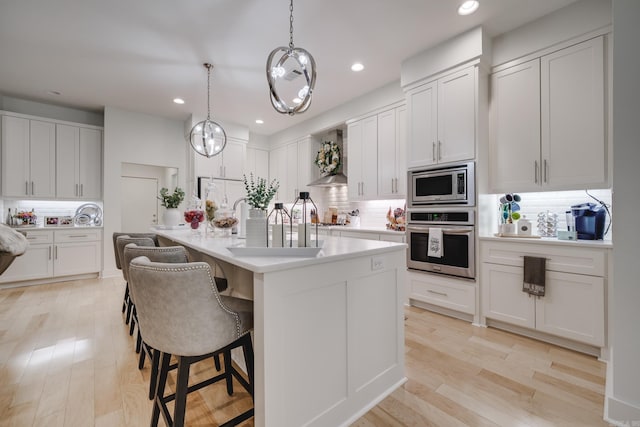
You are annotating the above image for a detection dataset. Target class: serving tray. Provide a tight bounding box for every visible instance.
[227,240,324,257]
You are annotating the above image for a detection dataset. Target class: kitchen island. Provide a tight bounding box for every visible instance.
[154,228,407,427]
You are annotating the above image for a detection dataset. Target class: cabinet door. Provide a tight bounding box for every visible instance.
[481,263,535,329]
[377,108,397,198]
[285,142,298,201]
[54,242,101,277]
[407,82,437,168]
[194,149,224,178]
[0,244,53,283]
[489,60,541,193]
[29,120,56,198]
[221,140,246,180]
[269,146,287,201]
[437,66,475,164]
[79,128,102,199]
[541,37,606,189]
[246,147,269,181]
[535,271,604,346]
[395,106,407,197]
[1,115,30,197]
[56,124,80,198]
[361,116,378,199]
[347,121,363,200]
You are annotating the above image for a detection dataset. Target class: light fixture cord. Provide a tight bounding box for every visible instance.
[289,0,294,50]
[206,64,211,120]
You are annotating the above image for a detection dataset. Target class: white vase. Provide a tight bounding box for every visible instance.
[163,208,181,228]
[245,209,267,247]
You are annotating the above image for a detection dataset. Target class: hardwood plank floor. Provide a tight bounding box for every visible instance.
[0,277,608,426]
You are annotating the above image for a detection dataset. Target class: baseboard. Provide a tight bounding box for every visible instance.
[605,395,640,426]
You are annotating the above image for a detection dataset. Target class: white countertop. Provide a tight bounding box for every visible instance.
[479,233,613,248]
[155,228,407,273]
[321,225,406,236]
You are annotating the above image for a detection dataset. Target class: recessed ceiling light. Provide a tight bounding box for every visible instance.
[458,0,479,15]
[47,90,62,96]
[173,98,185,104]
[351,63,364,72]
[255,119,264,124]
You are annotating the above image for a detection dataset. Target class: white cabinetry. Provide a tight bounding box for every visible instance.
[481,240,606,349]
[194,138,246,180]
[56,124,102,199]
[338,229,406,243]
[269,136,320,202]
[377,106,407,198]
[0,228,102,284]
[489,37,607,192]
[408,271,476,318]
[1,116,56,198]
[406,66,475,169]
[347,116,378,200]
[246,147,269,180]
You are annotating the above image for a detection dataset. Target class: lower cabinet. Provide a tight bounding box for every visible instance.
[0,228,102,284]
[338,229,406,243]
[408,270,476,317]
[481,240,606,348]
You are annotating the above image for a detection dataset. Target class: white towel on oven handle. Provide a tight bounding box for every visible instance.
[427,227,443,258]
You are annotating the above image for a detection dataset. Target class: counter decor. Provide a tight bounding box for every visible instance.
[158,187,185,228]
[243,174,279,247]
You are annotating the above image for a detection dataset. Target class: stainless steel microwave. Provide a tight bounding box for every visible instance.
[408,161,475,207]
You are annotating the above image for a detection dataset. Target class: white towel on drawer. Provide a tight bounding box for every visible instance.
[427,227,443,258]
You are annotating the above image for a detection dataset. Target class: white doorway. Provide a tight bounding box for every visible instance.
[121,176,159,232]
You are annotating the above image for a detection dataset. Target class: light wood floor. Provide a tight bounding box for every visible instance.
[0,277,608,426]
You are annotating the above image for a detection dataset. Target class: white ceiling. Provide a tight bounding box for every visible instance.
[0,0,578,136]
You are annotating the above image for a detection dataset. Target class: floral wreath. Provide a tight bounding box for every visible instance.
[315,141,341,175]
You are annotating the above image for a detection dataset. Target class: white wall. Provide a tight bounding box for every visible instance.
[608,0,640,424]
[267,80,404,147]
[0,94,104,126]
[102,106,188,277]
[492,0,612,66]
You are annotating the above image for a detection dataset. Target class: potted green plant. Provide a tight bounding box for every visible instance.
[243,174,279,211]
[158,187,185,227]
[243,174,279,247]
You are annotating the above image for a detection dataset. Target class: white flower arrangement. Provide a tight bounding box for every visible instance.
[315,141,341,175]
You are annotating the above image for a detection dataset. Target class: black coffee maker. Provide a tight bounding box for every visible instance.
[571,203,606,240]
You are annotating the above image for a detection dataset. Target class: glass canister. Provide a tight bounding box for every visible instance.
[211,202,237,237]
[184,194,205,231]
[537,211,558,237]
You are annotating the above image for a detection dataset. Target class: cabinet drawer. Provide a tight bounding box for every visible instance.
[340,231,379,241]
[18,230,54,244]
[380,233,405,243]
[55,229,101,243]
[409,272,475,315]
[482,241,606,277]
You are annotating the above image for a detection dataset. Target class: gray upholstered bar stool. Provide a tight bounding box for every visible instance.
[112,232,159,324]
[123,243,189,399]
[115,235,157,335]
[128,257,254,427]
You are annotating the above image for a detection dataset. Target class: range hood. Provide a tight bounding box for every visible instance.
[308,129,348,187]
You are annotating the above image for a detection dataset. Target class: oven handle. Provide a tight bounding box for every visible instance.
[407,225,474,234]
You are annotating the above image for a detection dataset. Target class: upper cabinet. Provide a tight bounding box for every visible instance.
[56,124,102,199]
[269,136,320,203]
[406,66,476,169]
[377,106,407,199]
[194,138,246,181]
[246,147,269,181]
[348,115,378,200]
[1,116,56,198]
[489,36,607,193]
[348,104,406,201]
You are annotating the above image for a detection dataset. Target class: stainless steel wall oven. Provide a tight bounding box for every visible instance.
[406,208,475,279]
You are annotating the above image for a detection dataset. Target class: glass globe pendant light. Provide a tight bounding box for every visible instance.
[266,0,316,115]
[189,63,227,158]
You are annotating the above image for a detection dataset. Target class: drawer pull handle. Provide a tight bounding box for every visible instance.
[26,237,38,240]
[427,289,448,297]
[69,235,88,238]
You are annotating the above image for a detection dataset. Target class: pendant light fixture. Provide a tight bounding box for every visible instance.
[188,63,227,158]
[266,0,316,115]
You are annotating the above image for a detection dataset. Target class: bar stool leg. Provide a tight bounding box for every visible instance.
[151,352,171,427]
[148,349,160,400]
[173,356,192,427]
[241,334,255,398]
[223,349,234,396]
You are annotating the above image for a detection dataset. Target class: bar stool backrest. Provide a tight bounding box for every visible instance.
[128,257,243,357]
[112,232,159,270]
